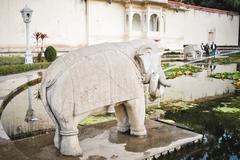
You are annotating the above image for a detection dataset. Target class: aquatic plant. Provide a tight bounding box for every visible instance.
[161,63,171,69]
[213,53,240,64]
[165,64,203,79]
[210,72,240,80]
[213,106,240,113]
[234,80,240,89]
[162,93,240,159]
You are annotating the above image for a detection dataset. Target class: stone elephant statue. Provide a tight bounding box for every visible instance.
[184,44,203,60]
[40,40,170,156]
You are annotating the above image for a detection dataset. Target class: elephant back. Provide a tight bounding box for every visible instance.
[43,43,144,115]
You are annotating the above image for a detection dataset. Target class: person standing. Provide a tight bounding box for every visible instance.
[211,42,217,56]
[205,43,210,57]
[200,43,205,58]
[200,43,205,51]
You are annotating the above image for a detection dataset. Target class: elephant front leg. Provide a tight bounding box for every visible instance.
[124,97,147,136]
[114,104,130,133]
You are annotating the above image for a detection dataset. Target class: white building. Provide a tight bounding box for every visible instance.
[0,0,239,53]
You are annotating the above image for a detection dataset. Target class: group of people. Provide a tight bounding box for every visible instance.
[200,42,217,57]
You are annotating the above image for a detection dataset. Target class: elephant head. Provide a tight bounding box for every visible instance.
[135,45,171,100]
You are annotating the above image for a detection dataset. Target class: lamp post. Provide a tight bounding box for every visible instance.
[20,5,33,64]
[24,74,38,122]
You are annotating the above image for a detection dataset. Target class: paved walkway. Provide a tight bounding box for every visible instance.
[0,70,44,141]
[0,70,44,100]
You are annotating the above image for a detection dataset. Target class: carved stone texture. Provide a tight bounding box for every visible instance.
[41,39,170,156]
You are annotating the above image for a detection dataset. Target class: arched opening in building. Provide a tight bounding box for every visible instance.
[150,14,160,32]
[125,14,129,32]
[132,13,141,32]
[162,14,166,33]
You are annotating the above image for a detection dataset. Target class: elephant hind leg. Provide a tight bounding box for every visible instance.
[124,97,147,136]
[51,105,83,156]
[46,88,60,149]
[59,127,82,156]
[46,81,82,156]
[114,104,130,133]
[58,112,91,156]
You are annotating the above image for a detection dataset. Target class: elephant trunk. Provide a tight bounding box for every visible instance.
[149,72,171,100]
[149,72,160,99]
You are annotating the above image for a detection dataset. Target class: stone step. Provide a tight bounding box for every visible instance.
[217,46,240,53]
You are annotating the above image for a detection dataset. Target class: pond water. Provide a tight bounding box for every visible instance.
[162,62,236,102]
[161,91,240,160]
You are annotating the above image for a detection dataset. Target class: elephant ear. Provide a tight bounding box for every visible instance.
[134,46,153,84]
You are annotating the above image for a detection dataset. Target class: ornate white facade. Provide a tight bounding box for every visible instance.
[0,0,239,53]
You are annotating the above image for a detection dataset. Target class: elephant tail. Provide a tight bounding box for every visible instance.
[40,73,55,109]
[40,75,62,149]
[40,73,59,125]
[40,57,66,105]
[40,74,48,109]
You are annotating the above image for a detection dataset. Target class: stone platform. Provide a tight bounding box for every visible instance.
[0,119,202,160]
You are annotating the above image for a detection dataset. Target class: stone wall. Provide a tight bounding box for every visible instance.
[0,0,87,52]
[0,0,239,52]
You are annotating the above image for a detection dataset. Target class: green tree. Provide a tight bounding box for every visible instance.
[179,0,240,11]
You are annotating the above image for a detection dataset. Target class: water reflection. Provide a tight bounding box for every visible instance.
[162,92,240,160]
[193,59,233,76]
[108,120,196,153]
[237,64,240,72]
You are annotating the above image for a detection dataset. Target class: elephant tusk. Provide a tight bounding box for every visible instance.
[159,76,171,87]
[158,68,171,87]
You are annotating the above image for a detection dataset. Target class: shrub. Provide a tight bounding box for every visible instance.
[44,46,57,62]
[0,62,50,76]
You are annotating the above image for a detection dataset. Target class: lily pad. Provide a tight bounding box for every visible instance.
[213,107,240,113]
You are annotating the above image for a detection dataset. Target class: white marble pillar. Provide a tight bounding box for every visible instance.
[128,5,133,39]
[144,5,151,38]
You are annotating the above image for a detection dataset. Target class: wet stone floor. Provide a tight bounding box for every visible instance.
[0,120,202,160]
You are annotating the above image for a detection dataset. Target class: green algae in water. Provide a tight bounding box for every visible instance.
[213,106,240,113]
[161,93,240,160]
[213,53,240,65]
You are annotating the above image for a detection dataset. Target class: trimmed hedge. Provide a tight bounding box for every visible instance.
[0,56,24,65]
[0,62,50,76]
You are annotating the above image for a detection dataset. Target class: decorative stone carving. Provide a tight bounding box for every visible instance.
[41,40,170,156]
